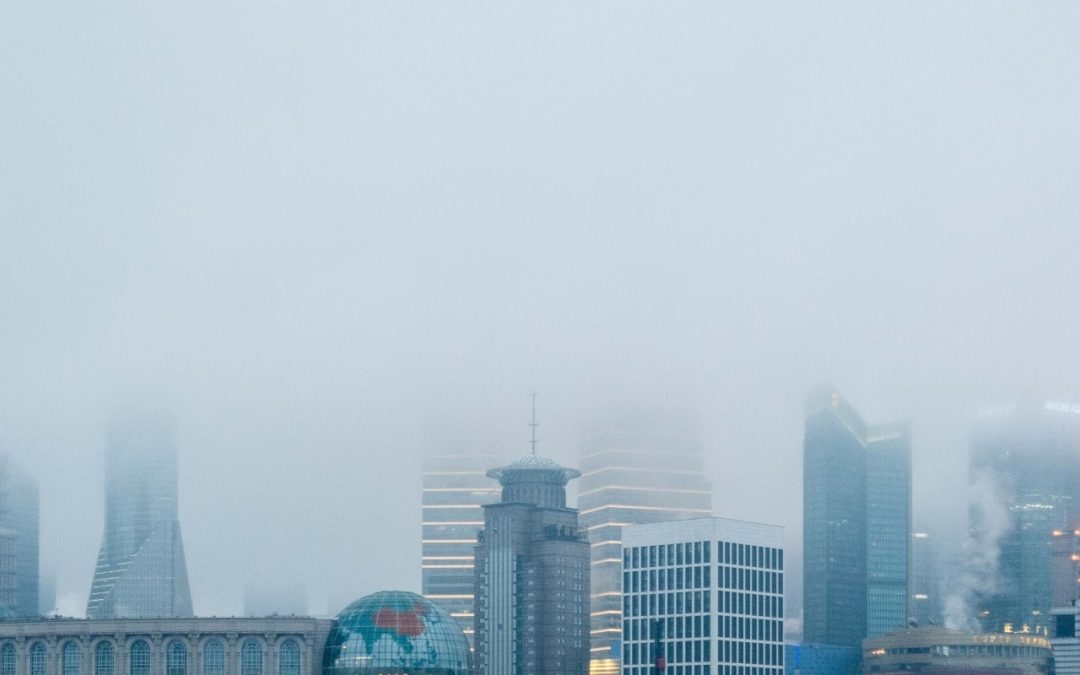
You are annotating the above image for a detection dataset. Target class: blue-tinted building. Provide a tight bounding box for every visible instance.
[784,642,860,675]
[802,389,911,648]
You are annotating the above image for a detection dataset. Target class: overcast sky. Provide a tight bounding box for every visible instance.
[2,2,1079,618]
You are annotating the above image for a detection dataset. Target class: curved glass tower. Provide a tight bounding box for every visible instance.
[86,417,193,619]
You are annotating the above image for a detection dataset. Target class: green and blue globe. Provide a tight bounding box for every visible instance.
[323,591,470,675]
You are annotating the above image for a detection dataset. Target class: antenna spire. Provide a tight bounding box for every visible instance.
[530,392,539,454]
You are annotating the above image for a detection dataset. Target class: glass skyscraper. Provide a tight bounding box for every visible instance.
[802,388,910,650]
[421,443,501,649]
[970,401,1080,636]
[86,417,193,619]
[0,455,38,617]
[577,413,712,675]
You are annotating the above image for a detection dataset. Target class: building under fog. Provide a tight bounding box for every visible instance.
[577,413,712,675]
[802,389,912,650]
[421,442,501,649]
[862,625,1051,674]
[0,455,38,617]
[970,400,1080,636]
[87,418,193,619]
[0,590,471,675]
[474,452,590,675]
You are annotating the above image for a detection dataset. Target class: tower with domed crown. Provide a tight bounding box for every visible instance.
[474,430,590,675]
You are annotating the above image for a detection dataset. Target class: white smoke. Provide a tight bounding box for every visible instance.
[943,468,1012,632]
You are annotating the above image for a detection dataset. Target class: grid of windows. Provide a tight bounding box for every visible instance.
[167,641,187,675]
[240,640,263,675]
[1,644,14,675]
[129,641,150,675]
[202,641,225,675]
[62,642,79,675]
[622,535,784,675]
[96,642,115,675]
[278,641,301,675]
[30,643,47,675]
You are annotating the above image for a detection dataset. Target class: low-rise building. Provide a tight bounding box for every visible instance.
[862,625,1051,674]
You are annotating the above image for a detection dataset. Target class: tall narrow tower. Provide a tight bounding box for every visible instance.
[0,455,39,617]
[474,443,590,675]
[86,417,193,619]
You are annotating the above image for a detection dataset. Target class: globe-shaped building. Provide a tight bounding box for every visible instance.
[322,591,470,675]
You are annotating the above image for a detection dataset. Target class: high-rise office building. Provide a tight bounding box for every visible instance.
[422,444,501,649]
[578,413,712,675]
[0,455,38,617]
[474,452,590,675]
[621,517,785,675]
[86,417,193,619]
[970,401,1080,636]
[803,388,911,649]
[910,531,942,627]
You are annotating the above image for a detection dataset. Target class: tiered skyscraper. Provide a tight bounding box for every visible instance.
[802,388,911,653]
[577,413,712,675]
[970,400,1080,635]
[0,455,39,617]
[474,451,590,675]
[86,417,193,619]
[421,441,501,649]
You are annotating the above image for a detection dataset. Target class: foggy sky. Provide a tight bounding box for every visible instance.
[2,2,1080,618]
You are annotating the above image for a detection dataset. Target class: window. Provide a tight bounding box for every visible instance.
[30,644,47,675]
[95,643,114,675]
[63,642,80,675]
[1,643,15,675]
[129,641,150,675]
[202,642,224,675]
[241,640,263,675]
[278,641,300,675]
[167,642,187,675]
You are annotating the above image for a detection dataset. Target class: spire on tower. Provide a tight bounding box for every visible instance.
[530,392,538,455]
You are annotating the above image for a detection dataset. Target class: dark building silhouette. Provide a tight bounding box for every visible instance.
[87,417,193,619]
[474,452,590,675]
[802,388,911,649]
[970,401,1080,636]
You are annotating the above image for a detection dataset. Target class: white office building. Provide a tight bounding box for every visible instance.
[621,518,784,675]
[1053,605,1080,674]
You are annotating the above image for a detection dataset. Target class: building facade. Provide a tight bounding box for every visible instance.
[87,418,193,619]
[0,617,333,675]
[970,401,1080,635]
[421,447,501,649]
[909,531,942,628]
[803,389,911,648]
[473,453,590,675]
[0,455,38,617]
[1052,605,1080,675]
[621,517,785,675]
[862,625,1051,674]
[577,414,713,675]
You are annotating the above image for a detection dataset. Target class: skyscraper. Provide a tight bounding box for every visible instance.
[802,388,911,650]
[577,413,712,675]
[86,418,193,619]
[422,442,501,649]
[474,452,590,675]
[0,455,38,617]
[970,401,1080,635]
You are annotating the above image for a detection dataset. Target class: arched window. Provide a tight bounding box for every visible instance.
[30,643,47,675]
[95,643,115,675]
[129,641,150,675]
[277,641,300,675]
[240,640,262,675]
[166,642,186,675]
[62,642,80,675]
[201,641,224,675]
[1,643,15,675]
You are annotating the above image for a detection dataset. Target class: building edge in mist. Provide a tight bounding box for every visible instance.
[0,455,39,618]
[420,439,501,649]
[802,388,911,653]
[577,411,713,675]
[87,417,194,619]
